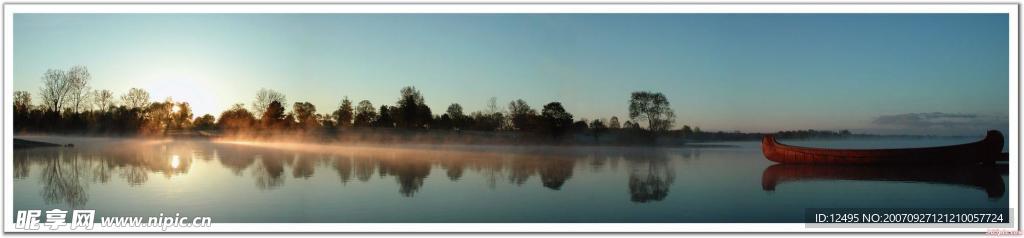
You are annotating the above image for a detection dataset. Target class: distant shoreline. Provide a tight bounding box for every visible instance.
[13,138,69,149]
[12,129,983,150]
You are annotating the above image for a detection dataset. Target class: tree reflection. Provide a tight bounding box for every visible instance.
[216,148,256,176]
[291,155,317,179]
[38,150,88,208]
[507,157,536,186]
[377,155,432,197]
[252,155,285,190]
[352,156,376,182]
[119,166,149,185]
[14,140,688,203]
[439,158,465,181]
[90,159,113,184]
[538,158,575,190]
[626,152,675,203]
[333,155,353,183]
[13,150,31,179]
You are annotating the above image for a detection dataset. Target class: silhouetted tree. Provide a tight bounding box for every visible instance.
[609,116,621,129]
[436,114,453,129]
[318,113,335,132]
[293,102,319,131]
[171,102,193,130]
[574,119,590,132]
[261,101,287,130]
[193,114,216,131]
[396,86,430,129]
[508,99,538,131]
[590,119,608,141]
[629,91,675,132]
[282,114,296,130]
[333,97,354,128]
[470,111,504,131]
[374,105,394,128]
[417,104,433,129]
[109,106,144,135]
[14,91,32,131]
[218,104,256,133]
[446,103,464,118]
[444,103,467,129]
[141,99,174,135]
[252,88,286,118]
[623,120,638,129]
[353,100,376,127]
[540,102,573,138]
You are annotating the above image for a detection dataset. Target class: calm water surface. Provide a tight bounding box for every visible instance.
[12,136,1008,223]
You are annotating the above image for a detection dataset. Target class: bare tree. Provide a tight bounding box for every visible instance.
[252,88,286,118]
[486,97,499,114]
[121,88,150,109]
[14,91,32,112]
[66,66,91,113]
[92,89,114,112]
[39,69,71,112]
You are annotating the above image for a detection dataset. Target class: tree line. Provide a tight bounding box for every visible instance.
[14,66,683,141]
[14,66,857,143]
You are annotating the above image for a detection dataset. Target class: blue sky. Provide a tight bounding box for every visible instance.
[13,14,1009,135]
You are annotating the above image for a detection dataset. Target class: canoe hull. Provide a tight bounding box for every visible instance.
[761,130,1004,164]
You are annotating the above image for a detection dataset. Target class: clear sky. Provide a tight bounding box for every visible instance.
[13,14,1009,135]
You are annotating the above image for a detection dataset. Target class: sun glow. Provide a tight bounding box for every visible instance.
[171,105,181,114]
[170,155,181,169]
[140,68,223,117]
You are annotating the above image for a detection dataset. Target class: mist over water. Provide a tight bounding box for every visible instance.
[12,136,1008,222]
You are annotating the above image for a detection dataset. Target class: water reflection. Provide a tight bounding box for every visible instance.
[39,150,87,208]
[761,164,1007,198]
[15,141,690,207]
[628,158,675,202]
[252,155,286,190]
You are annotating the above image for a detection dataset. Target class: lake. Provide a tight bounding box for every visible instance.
[12,136,1009,223]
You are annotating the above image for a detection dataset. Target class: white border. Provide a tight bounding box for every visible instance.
[1,3,1019,233]
[0,3,1019,13]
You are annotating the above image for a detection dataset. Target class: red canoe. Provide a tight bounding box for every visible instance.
[761,130,1004,164]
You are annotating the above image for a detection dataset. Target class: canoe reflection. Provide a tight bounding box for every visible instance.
[761,164,1007,198]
